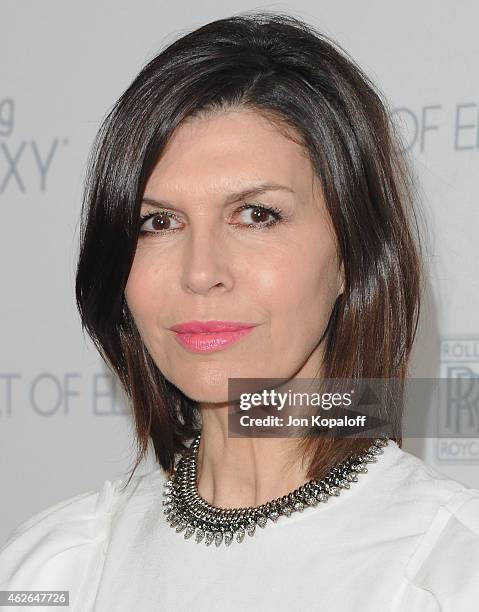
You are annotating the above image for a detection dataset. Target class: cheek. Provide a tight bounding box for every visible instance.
[266,234,340,337]
[124,254,161,329]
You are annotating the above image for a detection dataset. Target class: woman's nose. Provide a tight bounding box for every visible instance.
[180,225,233,295]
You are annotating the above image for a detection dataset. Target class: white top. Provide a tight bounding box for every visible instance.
[1,441,479,612]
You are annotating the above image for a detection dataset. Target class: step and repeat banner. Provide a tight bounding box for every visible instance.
[1,0,478,544]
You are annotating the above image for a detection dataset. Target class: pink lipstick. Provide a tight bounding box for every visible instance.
[169,320,257,353]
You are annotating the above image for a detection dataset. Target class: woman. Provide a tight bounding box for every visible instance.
[1,11,478,612]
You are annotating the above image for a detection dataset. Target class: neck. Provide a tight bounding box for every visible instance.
[196,404,310,508]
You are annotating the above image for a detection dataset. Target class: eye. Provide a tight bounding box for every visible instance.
[233,203,284,229]
[139,211,182,235]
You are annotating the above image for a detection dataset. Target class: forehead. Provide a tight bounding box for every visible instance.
[144,109,316,198]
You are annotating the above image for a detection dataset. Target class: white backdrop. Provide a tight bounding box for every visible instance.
[1,0,478,546]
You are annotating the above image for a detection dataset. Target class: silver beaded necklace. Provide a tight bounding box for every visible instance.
[163,432,390,548]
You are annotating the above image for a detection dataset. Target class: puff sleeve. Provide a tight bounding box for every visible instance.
[0,479,120,612]
[393,488,479,611]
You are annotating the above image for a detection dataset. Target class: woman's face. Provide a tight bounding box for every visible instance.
[124,109,343,402]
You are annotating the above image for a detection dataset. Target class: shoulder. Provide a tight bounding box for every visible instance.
[385,444,479,610]
[0,467,167,608]
[374,441,476,518]
[0,480,119,601]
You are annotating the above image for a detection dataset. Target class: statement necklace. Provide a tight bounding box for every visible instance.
[163,432,390,548]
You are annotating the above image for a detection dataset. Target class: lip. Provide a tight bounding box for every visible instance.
[170,320,257,333]
[169,320,258,353]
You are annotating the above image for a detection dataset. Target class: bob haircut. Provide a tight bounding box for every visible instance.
[75,11,423,485]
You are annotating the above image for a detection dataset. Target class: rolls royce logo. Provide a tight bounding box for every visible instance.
[438,336,479,462]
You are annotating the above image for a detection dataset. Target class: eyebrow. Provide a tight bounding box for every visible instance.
[141,182,295,209]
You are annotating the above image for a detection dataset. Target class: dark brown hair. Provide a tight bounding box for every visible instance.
[75,11,423,486]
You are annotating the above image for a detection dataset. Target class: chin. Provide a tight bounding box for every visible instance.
[175,363,270,403]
